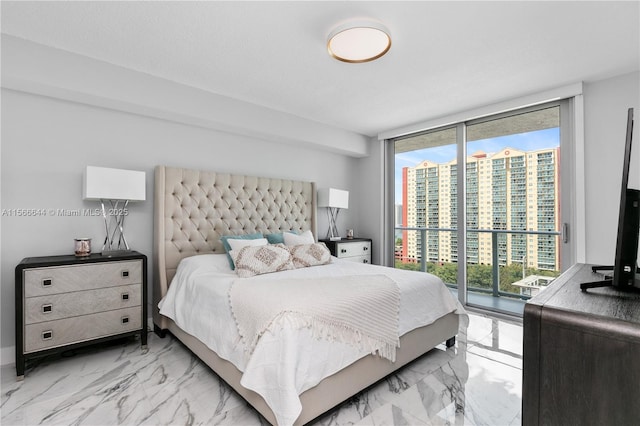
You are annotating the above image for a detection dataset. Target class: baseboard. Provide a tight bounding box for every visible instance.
[1,345,15,367]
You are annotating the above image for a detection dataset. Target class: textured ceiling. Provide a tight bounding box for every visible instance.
[2,1,638,137]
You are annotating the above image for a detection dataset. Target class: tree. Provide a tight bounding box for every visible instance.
[467,264,493,290]
[430,262,458,285]
[395,259,560,297]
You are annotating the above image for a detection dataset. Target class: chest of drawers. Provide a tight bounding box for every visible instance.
[320,238,372,264]
[523,263,640,425]
[15,251,147,379]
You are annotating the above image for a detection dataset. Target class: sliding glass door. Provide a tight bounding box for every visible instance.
[391,101,573,316]
[394,126,459,284]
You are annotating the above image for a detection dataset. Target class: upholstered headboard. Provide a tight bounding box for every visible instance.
[153,165,317,329]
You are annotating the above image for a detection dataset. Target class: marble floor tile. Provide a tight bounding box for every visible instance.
[1,312,523,425]
[356,404,429,426]
[464,314,523,370]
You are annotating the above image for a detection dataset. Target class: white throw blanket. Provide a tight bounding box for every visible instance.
[229,274,401,362]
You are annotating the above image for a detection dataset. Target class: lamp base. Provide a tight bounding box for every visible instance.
[100,199,132,255]
[325,207,345,241]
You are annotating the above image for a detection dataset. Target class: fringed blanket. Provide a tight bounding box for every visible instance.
[229,274,400,362]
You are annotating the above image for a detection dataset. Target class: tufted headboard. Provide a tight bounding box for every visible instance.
[153,165,317,328]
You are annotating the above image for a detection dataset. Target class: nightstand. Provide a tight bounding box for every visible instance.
[15,251,147,379]
[320,238,372,264]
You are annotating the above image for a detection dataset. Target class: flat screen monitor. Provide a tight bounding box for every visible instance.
[581,107,639,291]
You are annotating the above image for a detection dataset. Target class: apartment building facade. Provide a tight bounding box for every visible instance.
[400,147,560,270]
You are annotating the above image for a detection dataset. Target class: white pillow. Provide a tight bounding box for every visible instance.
[283,230,315,246]
[227,237,268,252]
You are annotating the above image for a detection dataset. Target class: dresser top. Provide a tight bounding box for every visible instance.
[319,238,371,243]
[17,251,146,269]
[527,263,640,326]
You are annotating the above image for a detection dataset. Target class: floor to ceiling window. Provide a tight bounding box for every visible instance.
[391,101,573,316]
[394,126,458,276]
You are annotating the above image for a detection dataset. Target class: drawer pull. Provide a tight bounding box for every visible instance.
[121,293,129,301]
[363,259,369,264]
[121,270,129,278]
[42,278,53,287]
[121,316,129,324]
[341,249,347,253]
[42,304,53,314]
[42,330,53,340]
[363,247,369,251]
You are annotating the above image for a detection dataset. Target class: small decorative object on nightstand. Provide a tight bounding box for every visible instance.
[74,237,91,257]
[15,251,147,380]
[320,237,371,264]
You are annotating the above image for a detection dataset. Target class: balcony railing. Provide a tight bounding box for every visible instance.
[396,226,562,300]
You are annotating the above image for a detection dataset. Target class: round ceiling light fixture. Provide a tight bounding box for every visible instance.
[327,20,392,63]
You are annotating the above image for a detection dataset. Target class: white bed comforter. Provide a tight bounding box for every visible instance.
[158,254,464,426]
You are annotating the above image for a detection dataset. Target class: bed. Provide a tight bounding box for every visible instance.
[152,165,464,425]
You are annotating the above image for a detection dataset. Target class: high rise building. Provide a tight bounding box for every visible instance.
[401,147,560,270]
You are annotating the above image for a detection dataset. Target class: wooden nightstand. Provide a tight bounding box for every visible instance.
[15,251,147,379]
[320,238,372,264]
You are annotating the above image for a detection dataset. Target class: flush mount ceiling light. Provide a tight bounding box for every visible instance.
[327,21,391,63]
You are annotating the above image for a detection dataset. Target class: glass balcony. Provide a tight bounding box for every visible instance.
[395,226,562,316]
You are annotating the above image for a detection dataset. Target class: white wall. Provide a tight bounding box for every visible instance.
[0,92,359,361]
[583,71,640,264]
[2,35,370,158]
[353,137,385,265]
[0,37,369,362]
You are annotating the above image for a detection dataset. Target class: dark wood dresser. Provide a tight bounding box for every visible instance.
[15,251,147,379]
[523,263,640,425]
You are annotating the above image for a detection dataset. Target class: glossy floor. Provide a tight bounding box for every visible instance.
[1,312,522,425]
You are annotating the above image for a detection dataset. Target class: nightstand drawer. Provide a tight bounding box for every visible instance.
[24,260,142,297]
[24,306,142,353]
[25,284,142,324]
[340,255,370,264]
[336,241,371,258]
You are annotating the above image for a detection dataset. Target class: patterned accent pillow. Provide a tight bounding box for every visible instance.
[231,244,294,278]
[289,242,332,268]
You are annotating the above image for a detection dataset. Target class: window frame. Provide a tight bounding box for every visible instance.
[385,98,578,312]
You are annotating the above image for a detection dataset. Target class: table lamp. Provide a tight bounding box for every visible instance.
[318,188,349,240]
[83,166,146,255]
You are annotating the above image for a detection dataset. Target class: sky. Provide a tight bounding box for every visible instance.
[394,127,560,204]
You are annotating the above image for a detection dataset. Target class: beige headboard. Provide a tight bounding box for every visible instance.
[153,165,317,329]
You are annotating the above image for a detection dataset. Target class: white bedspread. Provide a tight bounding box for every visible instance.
[158,254,465,426]
[230,274,400,362]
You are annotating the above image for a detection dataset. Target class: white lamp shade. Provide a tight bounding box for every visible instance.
[318,188,349,209]
[83,166,146,201]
